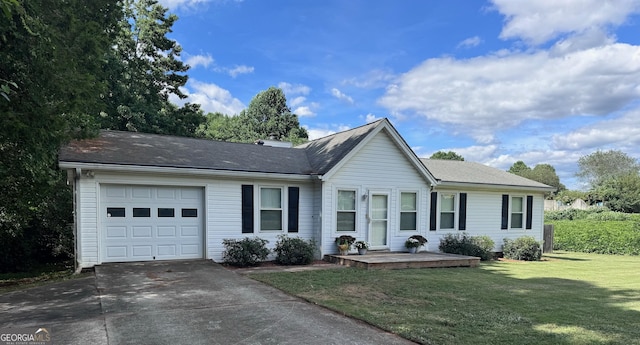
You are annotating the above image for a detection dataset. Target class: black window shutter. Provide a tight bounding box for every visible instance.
[429,192,438,231]
[241,185,254,233]
[501,194,509,230]
[459,193,467,231]
[526,195,534,229]
[288,187,299,233]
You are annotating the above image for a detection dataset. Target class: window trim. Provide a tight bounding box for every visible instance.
[398,190,419,232]
[336,188,358,233]
[510,195,525,229]
[258,186,284,232]
[438,192,458,230]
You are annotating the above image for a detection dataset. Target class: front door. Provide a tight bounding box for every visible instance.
[369,193,389,249]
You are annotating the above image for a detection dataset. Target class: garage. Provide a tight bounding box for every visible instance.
[100,184,204,263]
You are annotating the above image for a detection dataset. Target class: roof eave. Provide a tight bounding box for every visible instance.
[435,181,556,192]
[58,161,315,181]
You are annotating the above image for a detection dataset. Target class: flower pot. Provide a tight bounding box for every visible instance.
[358,248,367,255]
[408,247,417,254]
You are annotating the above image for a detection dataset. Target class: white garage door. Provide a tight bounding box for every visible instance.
[100,184,204,263]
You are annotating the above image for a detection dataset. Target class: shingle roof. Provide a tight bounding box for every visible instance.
[297,119,383,174]
[59,131,314,175]
[420,159,555,190]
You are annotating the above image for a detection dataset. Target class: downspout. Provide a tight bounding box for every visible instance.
[73,168,81,273]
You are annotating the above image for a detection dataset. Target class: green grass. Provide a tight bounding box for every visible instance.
[0,261,79,294]
[250,252,640,345]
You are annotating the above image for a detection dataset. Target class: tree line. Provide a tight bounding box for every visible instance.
[0,0,307,272]
[429,150,640,213]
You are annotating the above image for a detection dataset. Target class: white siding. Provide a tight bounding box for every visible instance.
[428,189,546,252]
[75,171,315,267]
[320,130,432,256]
[78,178,98,267]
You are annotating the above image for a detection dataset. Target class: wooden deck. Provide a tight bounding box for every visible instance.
[324,251,480,269]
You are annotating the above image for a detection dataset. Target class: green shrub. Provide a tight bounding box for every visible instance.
[545,208,590,221]
[222,237,270,267]
[274,235,316,265]
[438,233,495,261]
[503,237,542,261]
[586,211,631,221]
[551,220,640,255]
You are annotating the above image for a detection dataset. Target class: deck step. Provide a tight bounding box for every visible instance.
[324,251,480,269]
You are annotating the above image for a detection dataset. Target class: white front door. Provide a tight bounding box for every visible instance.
[369,193,389,249]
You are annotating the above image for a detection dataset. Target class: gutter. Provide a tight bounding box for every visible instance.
[58,161,315,181]
[435,181,557,193]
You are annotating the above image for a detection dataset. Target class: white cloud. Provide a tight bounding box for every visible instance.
[378,42,640,142]
[491,0,640,45]
[342,69,395,89]
[278,82,311,95]
[363,113,379,123]
[330,88,354,104]
[457,36,482,48]
[294,106,315,117]
[305,125,351,140]
[227,65,254,78]
[159,0,211,10]
[289,96,305,108]
[552,110,640,151]
[173,79,245,115]
[185,54,213,69]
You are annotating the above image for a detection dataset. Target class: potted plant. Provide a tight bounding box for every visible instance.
[405,234,428,253]
[335,235,356,255]
[354,240,369,255]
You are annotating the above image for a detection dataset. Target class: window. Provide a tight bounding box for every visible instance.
[158,208,175,217]
[181,208,198,218]
[440,193,456,229]
[511,196,524,228]
[337,190,356,231]
[400,192,417,231]
[260,187,282,231]
[133,208,150,217]
[107,207,125,217]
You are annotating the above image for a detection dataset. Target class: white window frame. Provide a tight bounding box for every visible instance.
[336,189,358,232]
[439,192,458,230]
[510,195,524,229]
[399,190,419,232]
[258,186,284,232]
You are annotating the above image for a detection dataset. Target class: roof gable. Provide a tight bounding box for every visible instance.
[421,159,555,191]
[296,119,382,174]
[298,119,436,184]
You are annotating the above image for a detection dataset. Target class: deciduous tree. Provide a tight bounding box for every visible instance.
[576,150,639,189]
[430,151,464,161]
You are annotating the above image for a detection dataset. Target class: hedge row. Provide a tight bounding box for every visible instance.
[551,220,640,255]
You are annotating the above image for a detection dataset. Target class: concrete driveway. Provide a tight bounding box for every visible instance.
[0,260,414,345]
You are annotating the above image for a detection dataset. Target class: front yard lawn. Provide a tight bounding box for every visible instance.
[250,252,640,345]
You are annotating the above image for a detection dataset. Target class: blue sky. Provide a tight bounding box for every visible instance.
[162,0,640,190]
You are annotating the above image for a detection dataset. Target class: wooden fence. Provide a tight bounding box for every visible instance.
[543,224,554,253]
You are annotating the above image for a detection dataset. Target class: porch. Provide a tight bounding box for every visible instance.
[324,251,480,269]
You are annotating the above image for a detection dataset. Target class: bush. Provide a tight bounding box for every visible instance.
[438,233,495,261]
[503,237,542,261]
[274,235,316,265]
[551,220,640,255]
[586,211,631,221]
[545,208,590,221]
[222,237,270,267]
